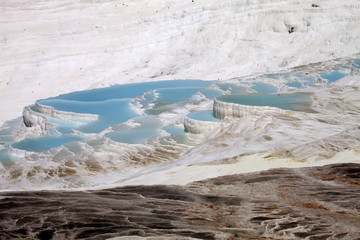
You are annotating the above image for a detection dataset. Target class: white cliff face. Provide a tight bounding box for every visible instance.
[213,98,288,119]
[1,0,360,124]
[184,116,220,134]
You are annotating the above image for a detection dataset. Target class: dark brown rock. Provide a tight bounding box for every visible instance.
[0,163,359,239]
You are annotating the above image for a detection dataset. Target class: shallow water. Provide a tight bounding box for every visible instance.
[216,93,313,112]
[286,81,303,88]
[0,150,16,162]
[106,129,160,144]
[12,135,86,153]
[163,125,186,136]
[52,80,211,102]
[320,70,349,83]
[251,82,278,93]
[39,98,138,133]
[354,58,360,68]
[199,88,224,99]
[105,116,163,144]
[187,110,221,122]
[155,87,204,103]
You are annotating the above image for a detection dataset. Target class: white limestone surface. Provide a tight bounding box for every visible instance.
[1,0,360,124]
[213,97,288,119]
[183,116,221,134]
[35,102,99,121]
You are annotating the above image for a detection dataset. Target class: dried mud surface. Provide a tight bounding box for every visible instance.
[0,163,359,240]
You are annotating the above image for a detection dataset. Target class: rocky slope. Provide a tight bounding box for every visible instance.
[0,163,359,239]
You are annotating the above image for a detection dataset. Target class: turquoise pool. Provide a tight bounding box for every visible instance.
[186,110,221,122]
[251,82,278,94]
[105,116,162,144]
[216,93,313,112]
[320,70,349,83]
[12,135,86,153]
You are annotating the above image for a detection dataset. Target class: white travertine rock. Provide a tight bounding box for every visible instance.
[1,0,360,124]
[184,116,220,134]
[36,102,99,121]
[7,146,33,158]
[290,126,360,161]
[213,98,288,119]
[22,106,50,132]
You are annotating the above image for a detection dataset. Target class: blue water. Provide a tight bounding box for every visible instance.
[320,70,348,83]
[52,80,211,102]
[187,110,221,122]
[12,135,86,153]
[64,142,83,154]
[38,99,138,133]
[286,82,303,88]
[143,86,224,115]
[106,129,159,144]
[0,135,13,143]
[0,127,13,135]
[37,81,213,132]
[143,85,215,115]
[354,58,360,68]
[230,86,247,95]
[136,91,157,108]
[251,82,278,94]
[214,82,235,91]
[145,103,177,115]
[155,87,203,103]
[199,89,224,99]
[262,73,279,79]
[105,116,162,144]
[216,93,313,112]
[163,126,186,136]
[47,117,89,134]
[0,150,17,162]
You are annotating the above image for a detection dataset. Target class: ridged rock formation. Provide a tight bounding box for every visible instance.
[0,163,359,239]
[213,98,288,119]
[184,116,221,134]
[22,107,50,130]
[36,102,98,121]
[289,126,360,160]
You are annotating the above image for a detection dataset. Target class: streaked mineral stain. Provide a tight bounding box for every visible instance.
[0,163,359,239]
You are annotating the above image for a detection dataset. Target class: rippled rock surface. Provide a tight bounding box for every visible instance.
[0,163,359,239]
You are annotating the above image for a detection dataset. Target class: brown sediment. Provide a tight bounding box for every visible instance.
[0,163,359,239]
[292,202,330,211]
[313,173,360,186]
